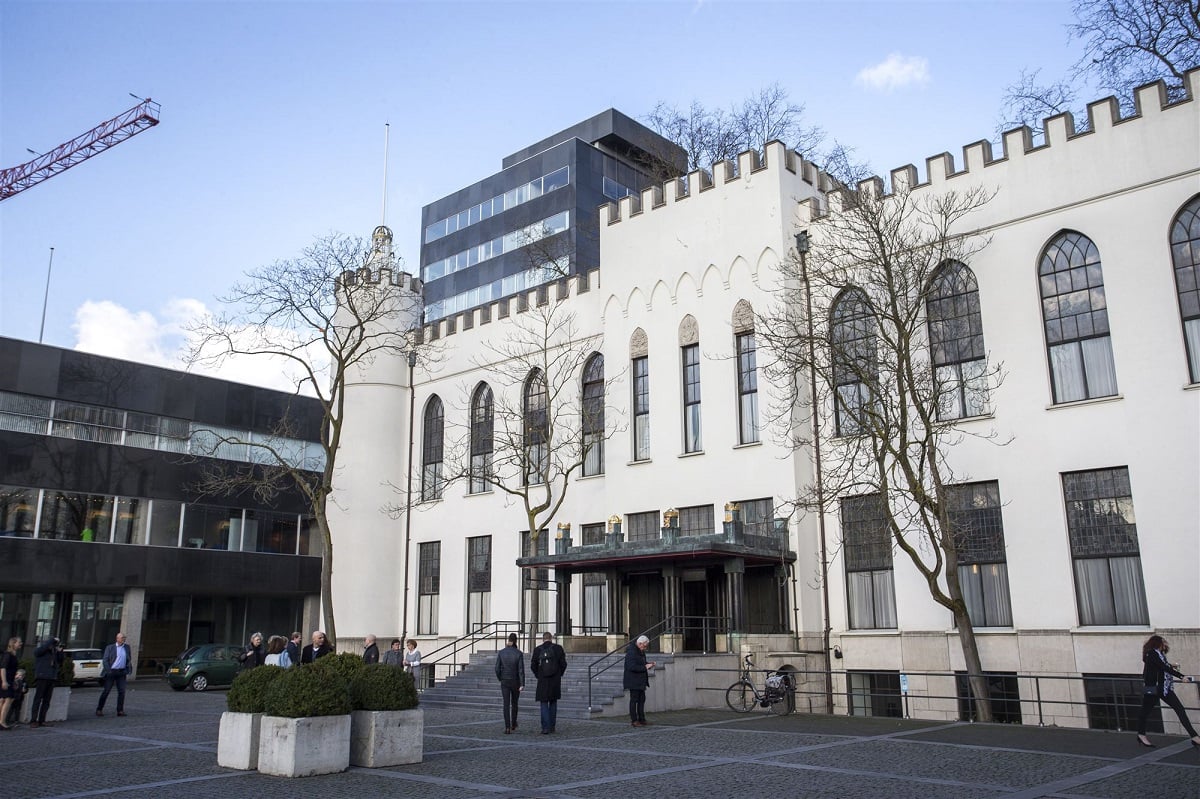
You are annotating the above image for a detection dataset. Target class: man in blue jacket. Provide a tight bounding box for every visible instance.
[96,632,132,717]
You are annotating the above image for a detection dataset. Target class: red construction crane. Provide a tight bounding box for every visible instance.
[0,98,161,201]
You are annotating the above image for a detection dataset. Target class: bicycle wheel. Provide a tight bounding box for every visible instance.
[725,681,755,713]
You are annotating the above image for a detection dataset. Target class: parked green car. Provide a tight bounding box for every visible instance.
[166,644,245,691]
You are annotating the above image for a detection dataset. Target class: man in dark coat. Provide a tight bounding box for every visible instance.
[96,631,133,717]
[531,632,567,734]
[362,634,379,664]
[301,631,333,663]
[285,632,302,666]
[494,632,524,733]
[623,634,656,727]
[30,636,63,728]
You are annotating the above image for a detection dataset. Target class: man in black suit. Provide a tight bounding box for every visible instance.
[96,632,133,717]
[301,631,333,663]
[285,632,302,666]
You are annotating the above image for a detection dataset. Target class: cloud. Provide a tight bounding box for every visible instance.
[71,298,313,394]
[855,53,931,92]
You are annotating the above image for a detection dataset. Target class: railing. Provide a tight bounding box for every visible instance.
[586,615,728,711]
[420,619,524,687]
[694,664,1199,731]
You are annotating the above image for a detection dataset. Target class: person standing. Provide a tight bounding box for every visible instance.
[285,632,302,666]
[301,631,333,663]
[362,634,380,664]
[264,635,291,667]
[382,638,404,667]
[6,669,27,727]
[624,634,656,728]
[238,632,265,669]
[1136,634,1200,747]
[30,636,63,728]
[96,632,132,717]
[494,632,524,734]
[531,632,567,734]
[404,639,423,689]
[0,636,21,730]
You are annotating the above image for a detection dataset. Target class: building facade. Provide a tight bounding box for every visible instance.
[334,74,1199,730]
[0,339,325,674]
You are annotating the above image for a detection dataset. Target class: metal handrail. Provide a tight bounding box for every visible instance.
[420,619,524,685]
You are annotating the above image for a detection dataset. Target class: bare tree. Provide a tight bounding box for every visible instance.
[644,83,826,172]
[999,0,1199,132]
[757,177,1005,721]
[187,230,421,647]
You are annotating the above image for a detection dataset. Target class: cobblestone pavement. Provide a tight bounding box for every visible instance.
[1,681,1197,798]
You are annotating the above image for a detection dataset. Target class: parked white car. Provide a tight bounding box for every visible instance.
[65,648,104,685]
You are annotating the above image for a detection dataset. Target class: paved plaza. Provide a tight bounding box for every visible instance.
[1,680,1197,798]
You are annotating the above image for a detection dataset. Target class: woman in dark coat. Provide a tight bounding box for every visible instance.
[1136,634,1200,747]
[623,634,655,727]
[239,632,265,669]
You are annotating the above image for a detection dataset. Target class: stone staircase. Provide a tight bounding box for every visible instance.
[418,649,673,719]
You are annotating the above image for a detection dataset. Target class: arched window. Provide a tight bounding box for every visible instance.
[1170,195,1200,382]
[831,288,876,436]
[679,315,702,453]
[926,261,987,419]
[582,353,605,476]
[421,396,444,501]
[469,383,493,494]
[630,328,650,462]
[732,300,759,444]
[523,369,549,485]
[1038,231,1118,402]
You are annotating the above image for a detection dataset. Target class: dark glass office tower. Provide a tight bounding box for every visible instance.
[419,109,686,321]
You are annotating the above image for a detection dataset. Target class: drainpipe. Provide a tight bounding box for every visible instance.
[400,349,418,644]
[797,231,834,715]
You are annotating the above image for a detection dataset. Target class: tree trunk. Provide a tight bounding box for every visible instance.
[316,514,337,647]
[952,605,993,723]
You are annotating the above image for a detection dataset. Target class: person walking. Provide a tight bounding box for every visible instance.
[30,636,63,728]
[285,632,302,666]
[624,634,656,728]
[301,631,333,663]
[362,634,379,664]
[494,632,524,734]
[0,636,21,730]
[382,638,404,666]
[404,639,423,689]
[1136,634,1200,747]
[531,632,567,734]
[264,635,291,667]
[238,632,265,669]
[96,632,133,717]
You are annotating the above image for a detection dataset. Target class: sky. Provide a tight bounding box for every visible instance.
[0,0,1086,390]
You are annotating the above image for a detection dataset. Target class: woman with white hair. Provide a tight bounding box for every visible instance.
[623,634,656,727]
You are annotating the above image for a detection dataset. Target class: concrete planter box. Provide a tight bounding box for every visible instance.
[350,707,423,767]
[217,711,262,770]
[20,686,70,723]
[257,714,351,778]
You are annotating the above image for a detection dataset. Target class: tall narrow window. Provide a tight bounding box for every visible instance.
[841,494,896,629]
[736,333,760,443]
[523,369,548,485]
[583,571,608,632]
[1062,467,1148,626]
[421,396,444,501]
[466,535,491,633]
[632,356,650,461]
[582,353,605,476]
[682,344,702,452]
[417,541,440,635]
[470,383,493,494]
[521,530,550,629]
[831,289,876,436]
[927,261,988,419]
[946,481,1012,627]
[1170,195,1200,382]
[1039,231,1118,403]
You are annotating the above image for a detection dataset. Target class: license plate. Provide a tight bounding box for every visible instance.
[169,668,180,674]
[82,661,99,667]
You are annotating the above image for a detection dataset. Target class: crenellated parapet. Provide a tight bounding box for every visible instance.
[416,267,600,343]
[799,69,1199,224]
[337,266,422,293]
[601,140,836,227]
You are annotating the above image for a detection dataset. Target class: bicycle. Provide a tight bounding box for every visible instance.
[725,654,794,715]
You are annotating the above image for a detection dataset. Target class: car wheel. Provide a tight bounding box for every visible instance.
[189,673,209,692]
[170,685,186,691]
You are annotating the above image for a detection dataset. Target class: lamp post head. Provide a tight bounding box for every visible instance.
[795,230,810,254]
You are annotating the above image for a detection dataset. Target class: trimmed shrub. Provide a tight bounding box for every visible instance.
[349,664,418,712]
[311,651,366,687]
[58,655,74,687]
[263,665,351,718]
[227,664,286,713]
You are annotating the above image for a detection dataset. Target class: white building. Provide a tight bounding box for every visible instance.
[331,73,1200,729]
